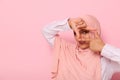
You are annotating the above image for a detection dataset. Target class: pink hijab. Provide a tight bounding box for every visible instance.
[51,15,101,80]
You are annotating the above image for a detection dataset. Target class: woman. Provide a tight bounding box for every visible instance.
[42,15,120,80]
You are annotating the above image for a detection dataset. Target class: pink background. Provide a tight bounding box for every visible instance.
[0,0,120,80]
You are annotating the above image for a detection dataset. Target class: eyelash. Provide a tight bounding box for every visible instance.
[73,30,89,36]
[79,30,89,34]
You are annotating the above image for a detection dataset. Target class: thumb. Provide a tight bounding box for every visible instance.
[94,31,100,39]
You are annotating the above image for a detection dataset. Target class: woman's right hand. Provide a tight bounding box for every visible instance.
[68,17,87,37]
[68,17,87,31]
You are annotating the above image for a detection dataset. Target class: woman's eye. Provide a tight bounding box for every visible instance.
[80,29,89,34]
[83,31,88,34]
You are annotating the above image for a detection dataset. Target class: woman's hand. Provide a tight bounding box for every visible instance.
[68,17,87,37]
[68,17,96,35]
[89,31,105,53]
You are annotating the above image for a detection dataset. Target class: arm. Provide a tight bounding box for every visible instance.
[42,18,71,46]
[101,44,120,64]
[101,44,120,79]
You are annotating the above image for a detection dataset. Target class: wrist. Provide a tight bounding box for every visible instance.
[68,18,72,29]
[100,43,105,52]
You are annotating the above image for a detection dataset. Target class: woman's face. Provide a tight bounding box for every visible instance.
[74,28,91,49]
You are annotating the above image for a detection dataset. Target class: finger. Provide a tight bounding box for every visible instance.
[89,31,95,41]
[86,27,97,31]
[94,31,100,39]
[72,22,77,30]
[76,22,87,29]
[76,30,80,37]
[76,19,87,29]
[70,17,82,26]
[77,24,86,29]
[78,18,85,25]
[72,23,80,37]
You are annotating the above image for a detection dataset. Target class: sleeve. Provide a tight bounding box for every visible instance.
[42,18,71,46]
[101,44,120,79]
[101,44,120,64]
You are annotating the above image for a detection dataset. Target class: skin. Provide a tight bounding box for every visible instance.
[68,17,105,53]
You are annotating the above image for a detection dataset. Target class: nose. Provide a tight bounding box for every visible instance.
[77,33,85,41]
